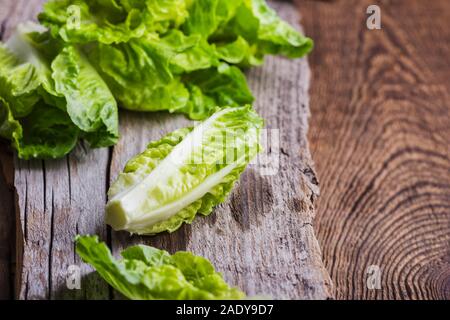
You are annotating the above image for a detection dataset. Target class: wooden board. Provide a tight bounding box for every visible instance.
[298,0,450,299]
[0,0,333,299]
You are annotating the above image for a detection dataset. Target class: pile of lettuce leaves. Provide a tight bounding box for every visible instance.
[0,0,312,159]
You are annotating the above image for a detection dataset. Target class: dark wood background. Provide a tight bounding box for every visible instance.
[1,0,450,299]
[298,0,450,299]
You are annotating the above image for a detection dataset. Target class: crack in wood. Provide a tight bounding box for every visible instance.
[48,189,55,300]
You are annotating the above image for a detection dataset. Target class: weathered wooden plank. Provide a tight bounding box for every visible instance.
[14,148,112,300]
[13,149,112,300]
[5,0,333,299]
[0,0,49,301]
[110,1,333,299]
[0,0,110,300]
[300,0,450,299]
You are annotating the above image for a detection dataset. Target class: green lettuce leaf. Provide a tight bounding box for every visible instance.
[89,36,253,119]
[0,22,119,158]
[157,30,218,74]
[39,0,188,44]
[249,0,313,58]
[0,44,41,118]
[3,23,61,102]
[51,46,119,147]
[215,36,252,65]
[88,38,189,113]
[0,25,78,159]
[214,0,313,66]
[37,0,312,120]
[181,63,254,120]
[0,97,79,159]
[183,0,243,38]
[75,235,245,300]
[106,106,263,235]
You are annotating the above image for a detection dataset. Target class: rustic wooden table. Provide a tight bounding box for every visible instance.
[1,0,449,300]
[298,0,450,299]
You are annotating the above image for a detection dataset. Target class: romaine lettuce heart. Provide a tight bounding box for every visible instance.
[106,106,263,235]
[75,235,245,300]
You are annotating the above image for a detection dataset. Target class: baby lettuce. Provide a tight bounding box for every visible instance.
[39,0,313,120]
[76,235,245,300]
[0,23,119,159]
[106,106,263,235]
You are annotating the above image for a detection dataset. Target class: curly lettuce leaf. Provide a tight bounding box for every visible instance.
[0,26,79,159]
[39,0,188,44]
[183,0,243,38]
[157,30,218,74]
[0,22,119,158]
[248,0,313,58]
[181,63,254,120]
[214,0,313,66]
[51,46,119,147]
[89,36,253,119]
[0,97,79,159]
[75,235,245,300]
[0,44,42,118]
[106,106,263,235]
[3,23,62,101]
[88,38,189,112]
[38,0,311,120]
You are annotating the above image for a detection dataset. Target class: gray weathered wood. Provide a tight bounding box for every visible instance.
[3,0,333,299]
[110,2,333,299]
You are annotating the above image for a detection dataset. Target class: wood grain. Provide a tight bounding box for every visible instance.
[299,0,450,299]
[0,0,50,300]
[0,0,333,299]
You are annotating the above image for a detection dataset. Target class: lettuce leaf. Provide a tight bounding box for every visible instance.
[0,22,119,158]
[183,0,243,38]
[0,44,41,118]
[88,36,252,119]
[157,30,218,74]
[213,0,313,66]
[106,106,263,235]
[75,235,245,300]
[0,97,79,160]
[88,38,187,113]
[39,0,188,44]
[51,46,119,147]
[181,63,254,120]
